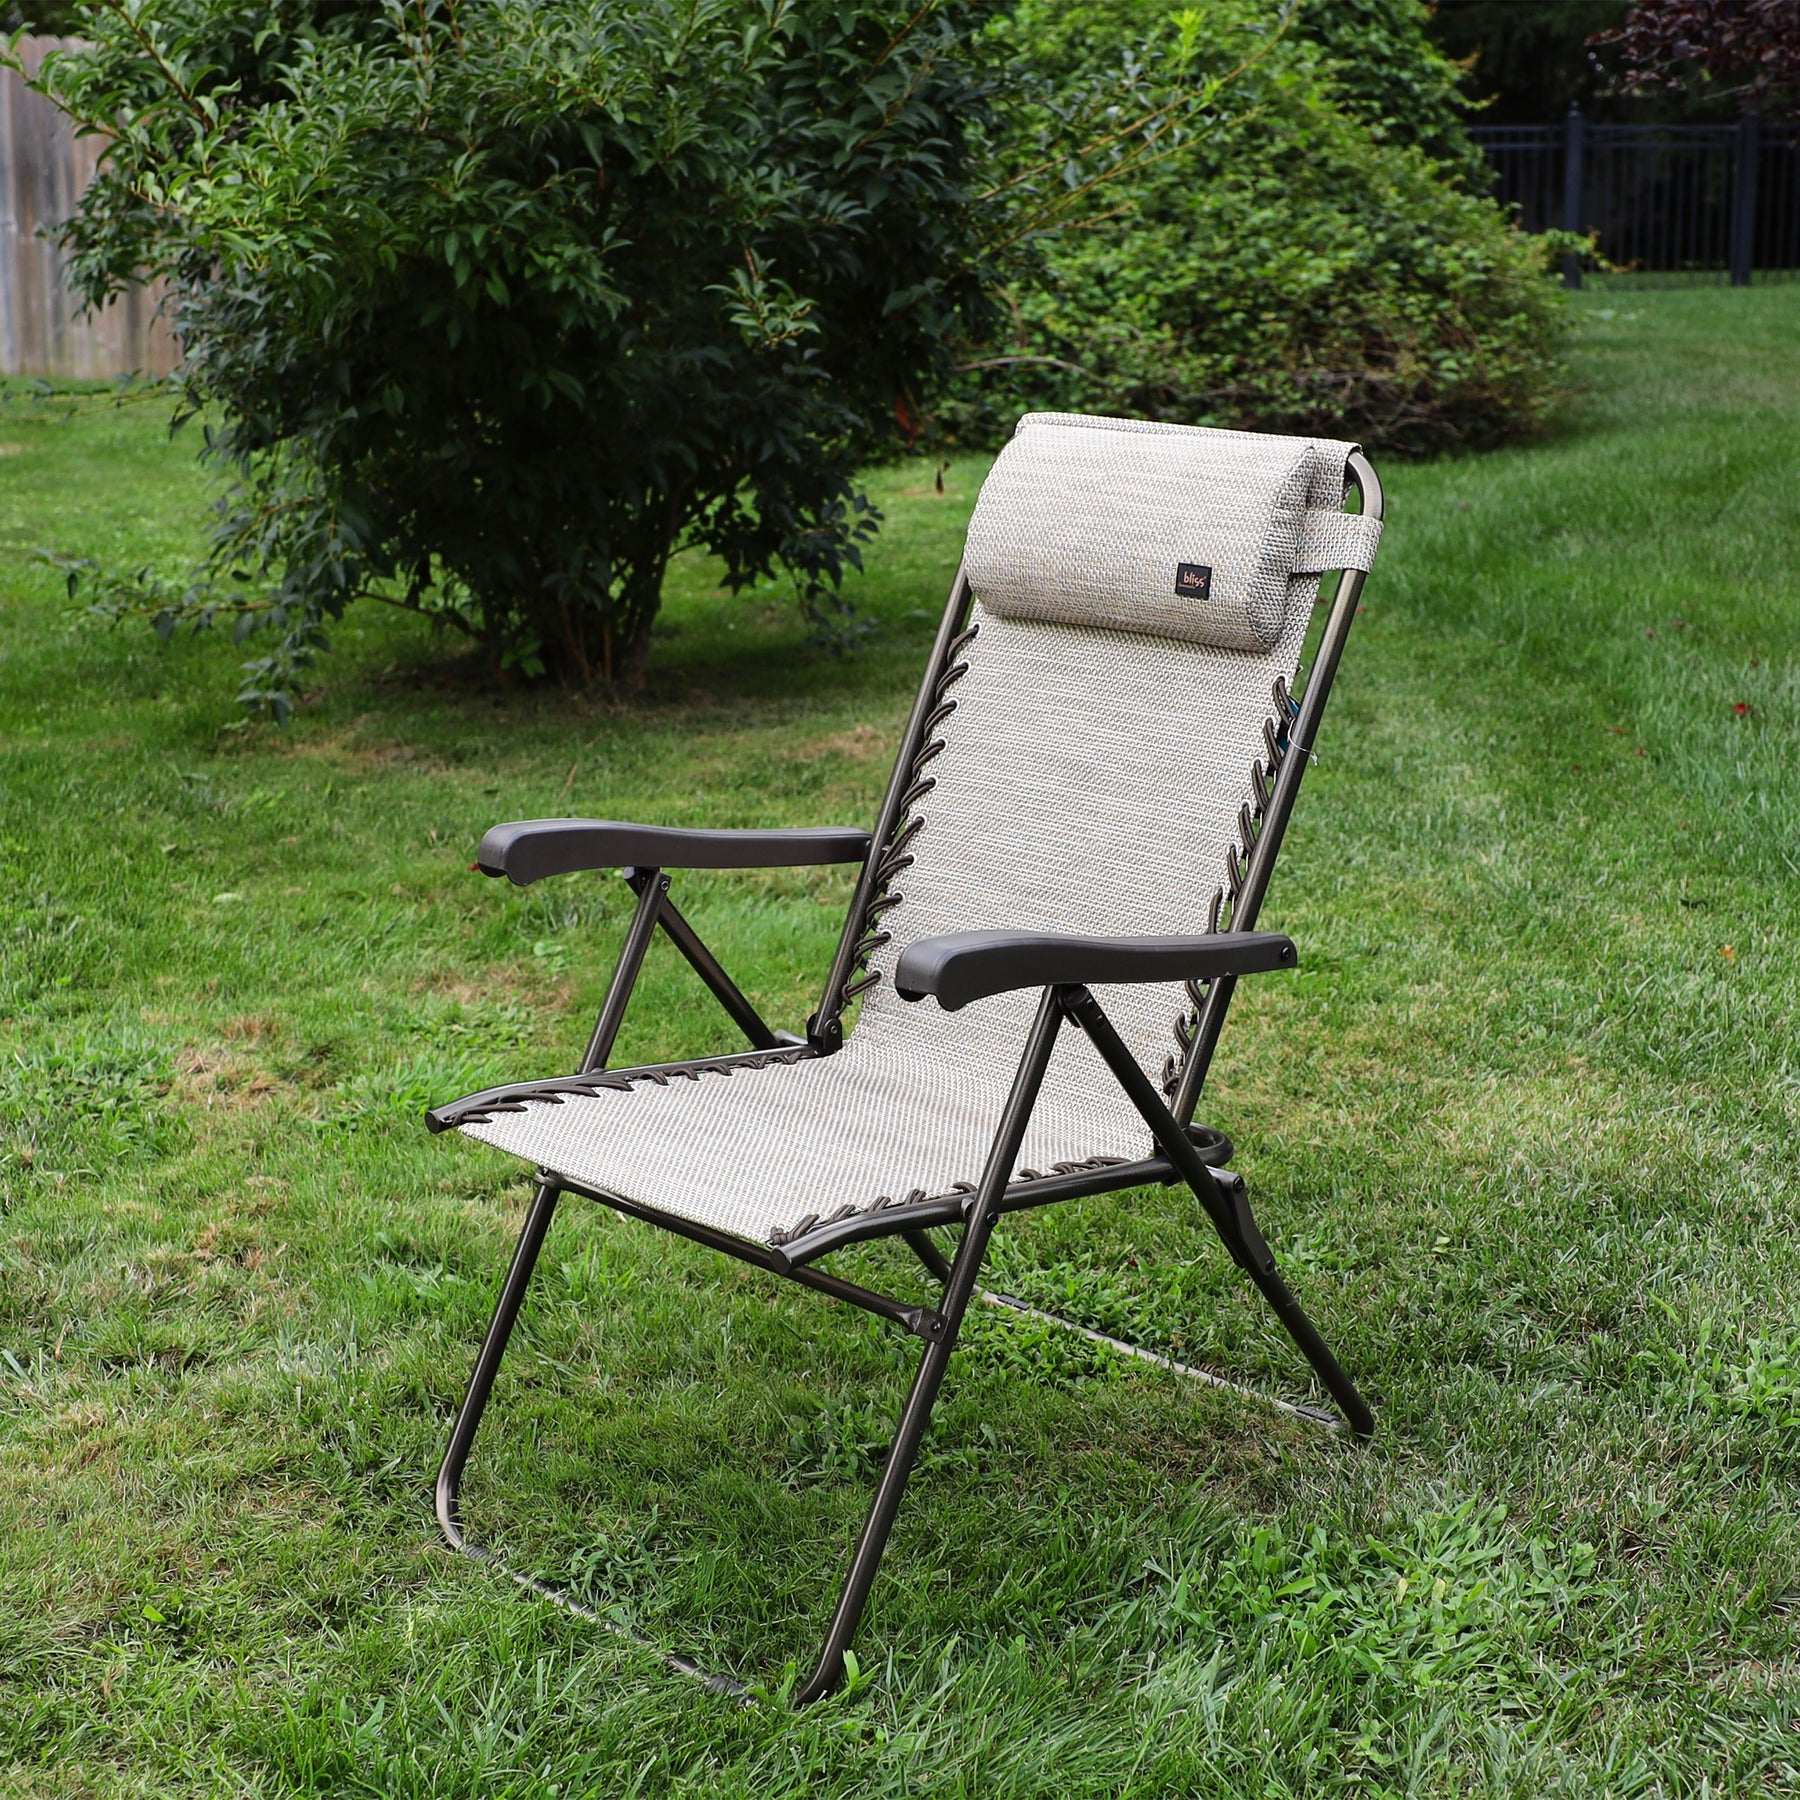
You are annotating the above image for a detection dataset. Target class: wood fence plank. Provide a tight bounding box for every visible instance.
[0,36,179,380]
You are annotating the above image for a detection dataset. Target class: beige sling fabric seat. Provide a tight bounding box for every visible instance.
[424,412,1385,1705]
[452,416,1376,1247]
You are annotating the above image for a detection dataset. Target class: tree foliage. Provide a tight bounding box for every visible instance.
[0,0,83,32]
[1424,2,1633,125]
[1292,0,1484,177]
[1603,0,1800,116]
[945,0,1569,457]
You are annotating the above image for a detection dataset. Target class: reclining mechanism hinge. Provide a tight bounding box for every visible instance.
[900,1305,949,1342]
[1212,1169,1276,1277]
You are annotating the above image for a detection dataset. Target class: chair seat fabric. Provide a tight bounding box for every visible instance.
[457,416,1368,1250]
[458,1011,1154,1246]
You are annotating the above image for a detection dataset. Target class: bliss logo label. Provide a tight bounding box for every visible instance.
[1175,562,1213,600]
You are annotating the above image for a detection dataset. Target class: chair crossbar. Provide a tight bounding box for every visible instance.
[553,1170,950,1338]
[975,1290,1341,1430]
[770,1132,1234,1268]
[651,879,785,1053]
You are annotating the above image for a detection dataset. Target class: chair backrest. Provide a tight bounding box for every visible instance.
[839,412,1381,1108]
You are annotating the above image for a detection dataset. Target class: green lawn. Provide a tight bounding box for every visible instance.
[3,289,1798,1797]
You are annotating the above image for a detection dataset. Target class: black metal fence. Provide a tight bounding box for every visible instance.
[1470,109,1800,287]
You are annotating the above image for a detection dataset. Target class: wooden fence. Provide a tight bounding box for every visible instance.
[0,37,178,380]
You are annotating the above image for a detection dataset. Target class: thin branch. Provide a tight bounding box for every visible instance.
[848,54,940,158]
[369,586,480,638]
[975,16,1290,208]
[861,0,944,86]
[93,0,214,129]
[954,353,1098,377]
[975,98,1274,258]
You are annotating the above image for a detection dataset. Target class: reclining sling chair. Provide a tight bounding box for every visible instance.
[425,412,1385,1702]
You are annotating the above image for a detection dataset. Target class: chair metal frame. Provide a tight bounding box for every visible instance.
[427,454,1385,1704]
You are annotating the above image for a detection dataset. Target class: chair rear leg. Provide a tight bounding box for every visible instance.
[1061,985,1375,1439]
[1234,1231,1374,1438]
[1192,1161,1374,1436]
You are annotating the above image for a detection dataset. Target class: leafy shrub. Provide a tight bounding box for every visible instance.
[945,0,1569,455]
[22,0,1013,693]
[0,0,82,31]
[1292,0,1487,179]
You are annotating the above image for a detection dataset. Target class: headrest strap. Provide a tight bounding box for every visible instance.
[1293,510,1383,575]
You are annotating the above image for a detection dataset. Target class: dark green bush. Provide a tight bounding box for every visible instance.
[945,0,1568,455]
[23,0,1016,694]
[20,0,1262,705]
[0,1,82,31]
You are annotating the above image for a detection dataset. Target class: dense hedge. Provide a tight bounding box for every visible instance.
[945,0,1568,455]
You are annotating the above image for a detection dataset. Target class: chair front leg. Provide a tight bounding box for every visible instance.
[792,986,1066,1704]
[435,1172,751,1696]
[436,1176,564,1554]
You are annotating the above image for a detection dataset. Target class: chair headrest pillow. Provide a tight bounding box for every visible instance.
[963,413,1381,653]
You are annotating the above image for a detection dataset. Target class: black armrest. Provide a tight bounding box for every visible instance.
[893,929,1297,1011]
[476,819,873,887]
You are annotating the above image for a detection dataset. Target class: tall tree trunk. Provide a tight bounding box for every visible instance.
[616,563,667,690]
